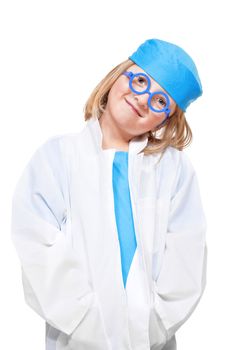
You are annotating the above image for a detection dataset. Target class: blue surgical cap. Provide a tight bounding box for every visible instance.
[129,38,203,112]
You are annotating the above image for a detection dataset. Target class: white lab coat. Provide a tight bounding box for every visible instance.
[11,115,207,350]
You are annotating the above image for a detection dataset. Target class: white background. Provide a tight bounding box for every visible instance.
[1,0,232,348]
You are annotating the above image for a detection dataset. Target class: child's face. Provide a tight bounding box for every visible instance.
[103,64,176,139]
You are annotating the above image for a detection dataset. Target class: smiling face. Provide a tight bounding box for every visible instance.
[100,64,177,140]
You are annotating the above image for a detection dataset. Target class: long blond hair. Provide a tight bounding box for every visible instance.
[83,59,192,155]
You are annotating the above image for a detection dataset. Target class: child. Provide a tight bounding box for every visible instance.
[11,38,207,350]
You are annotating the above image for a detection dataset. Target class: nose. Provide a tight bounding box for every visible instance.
[133,93,149,109]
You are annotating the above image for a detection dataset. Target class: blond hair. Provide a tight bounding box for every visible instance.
[83,59,192,155]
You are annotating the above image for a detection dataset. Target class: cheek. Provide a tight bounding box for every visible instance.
[107,91,119,113]
[107,83,126,109]
[146,115,166,130]
[110,87,122,101]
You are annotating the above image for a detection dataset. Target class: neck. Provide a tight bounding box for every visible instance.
[99,114,130,152]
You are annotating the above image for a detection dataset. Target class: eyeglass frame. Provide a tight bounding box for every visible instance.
[122,71,171,119]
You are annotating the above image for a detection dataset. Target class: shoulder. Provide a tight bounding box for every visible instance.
[36,132,80,153]
[22,132,80,185]
[145,146,195,178]
[164,147,197,199]
[155,146,196,197]
[31,132,81,164]
[161,146,195,174]
[15,133,81,199]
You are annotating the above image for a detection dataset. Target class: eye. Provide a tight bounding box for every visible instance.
[151,94,168,110]
[158,97,166,106]
[135,76,147,85]
[152,95,166,106]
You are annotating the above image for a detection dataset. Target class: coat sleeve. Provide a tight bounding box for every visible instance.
[152,151,207,341]
[11,137,95,335]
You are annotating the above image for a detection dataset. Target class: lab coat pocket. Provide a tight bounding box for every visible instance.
[68,293,111,350]
[149,282,168,350]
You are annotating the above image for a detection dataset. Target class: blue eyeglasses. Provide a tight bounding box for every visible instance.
[123,71,171,118]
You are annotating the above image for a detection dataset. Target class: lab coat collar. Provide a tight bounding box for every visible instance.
[84,115,150,156]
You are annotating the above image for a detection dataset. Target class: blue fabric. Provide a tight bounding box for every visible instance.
[112,151,137,288]
[129,38,203,111]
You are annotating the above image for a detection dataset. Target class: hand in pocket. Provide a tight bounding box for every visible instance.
[69,294,110,350]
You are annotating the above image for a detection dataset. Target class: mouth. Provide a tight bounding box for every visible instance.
[125,99,142,117]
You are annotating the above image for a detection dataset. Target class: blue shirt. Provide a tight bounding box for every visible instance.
[112,151,137,288]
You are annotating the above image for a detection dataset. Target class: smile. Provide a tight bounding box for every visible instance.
[125,99,142,117]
